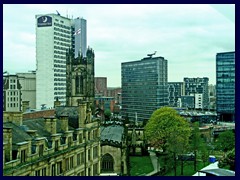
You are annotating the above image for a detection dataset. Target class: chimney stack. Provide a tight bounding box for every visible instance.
[59,115,69,132]
[44,117,57,134]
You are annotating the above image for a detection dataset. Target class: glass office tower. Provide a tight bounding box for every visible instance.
[121,56,168,122]
[216,51,235,122]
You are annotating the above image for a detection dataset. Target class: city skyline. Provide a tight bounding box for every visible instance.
[3,4,235,87]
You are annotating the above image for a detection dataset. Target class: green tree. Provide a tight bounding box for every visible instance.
[190,122,201,171]
[144,107,191,175]
[104,109,111,121]
[215,130,235,152]
[218,148,235,171]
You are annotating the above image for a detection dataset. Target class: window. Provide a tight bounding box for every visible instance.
[52,164,56,176]
[79,133,83,143]
[80,152,85,164]
[88,149,91,161]
[101,153,114,172]
[20,149,26,163]
[77,154,80,166]
[57,161,62,175]
[70,156,74,169]
[42,168,46,176]
[39,144,44,156]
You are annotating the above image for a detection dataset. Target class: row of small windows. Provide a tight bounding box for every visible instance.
[54,83,66,86]
[54,27,71,34]
[54,64,66,68]
[9,79,16,83]
[7,97,18,101]
[54,87,66,90]
[54,41,70,48]
[54,69,66,73]
[54,78,65,82]
[54,46,67,51]
[54,92,65,95]
[7,91,18,96]
[54,73,66,77]
[54,55,66,60]
[54,60,65,64]
[54,36,71,43]
[54,22,71,30]
[7,103,19,108]
[54,32,71,39]
[54,50,66,55]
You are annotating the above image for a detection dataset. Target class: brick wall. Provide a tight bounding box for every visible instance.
[23,109,55,120]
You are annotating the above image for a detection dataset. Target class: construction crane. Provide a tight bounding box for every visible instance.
[147,51,157,58]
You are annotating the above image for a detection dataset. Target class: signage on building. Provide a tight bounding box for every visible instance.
[37,16,52,27]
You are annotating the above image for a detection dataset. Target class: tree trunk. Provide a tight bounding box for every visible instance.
[194,150,197,171]
[181,160,183,175]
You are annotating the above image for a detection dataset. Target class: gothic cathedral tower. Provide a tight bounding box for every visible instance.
[66,47,95,107]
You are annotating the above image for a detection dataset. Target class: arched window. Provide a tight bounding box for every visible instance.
[101,153,114,172]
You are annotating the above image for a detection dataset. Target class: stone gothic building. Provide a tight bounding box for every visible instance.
[66,47,95,106]
[3,101,101,176]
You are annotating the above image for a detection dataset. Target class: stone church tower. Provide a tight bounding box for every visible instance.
[66,47,95,106]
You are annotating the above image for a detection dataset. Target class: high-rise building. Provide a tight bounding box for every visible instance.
[183,77,209,109]
[168,82,184,107]
[121,55,168,122]
[216,51,235,122]
[36,13,87,109]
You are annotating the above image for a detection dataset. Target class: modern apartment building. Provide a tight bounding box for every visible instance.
[168,82,184,107]
[36,13,87,108]
[216,51,235,122]
[183,77,209,109]
[121,55,168,122]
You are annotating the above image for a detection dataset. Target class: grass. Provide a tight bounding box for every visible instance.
[164,161,210,176]
[130,156,154,176]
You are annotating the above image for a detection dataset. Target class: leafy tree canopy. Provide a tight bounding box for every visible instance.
[144,107,191,154]
[215,130,235,152]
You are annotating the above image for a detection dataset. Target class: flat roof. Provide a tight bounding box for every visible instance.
[198,168,235,176]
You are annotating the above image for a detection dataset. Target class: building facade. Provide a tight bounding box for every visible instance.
[36,13,87,108]
[100,121,129,175]
[17,72,36,110]
[3,75,22,112]
[121,56,168,122]
[184,77,209,109]
[216,51,235,122]
[95,77,107,97]
[66,47,95,107]
[3,102,101,176]
[168,82,184,107]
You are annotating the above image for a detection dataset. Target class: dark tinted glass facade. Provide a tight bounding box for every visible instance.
[216,52,235,122]
[121,56,168,122]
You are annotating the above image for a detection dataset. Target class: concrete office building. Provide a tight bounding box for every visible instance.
[17,72,36,110]
[36,13,87,109]
[216,51,235,122]
[184,77,209,109]
[3,74,22,112]
[121,55,168,122]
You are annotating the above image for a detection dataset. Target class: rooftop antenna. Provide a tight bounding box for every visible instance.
[56,10,61,16]
[66,9,68,18]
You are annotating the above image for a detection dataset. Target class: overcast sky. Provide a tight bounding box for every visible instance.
[3,4,235,87]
